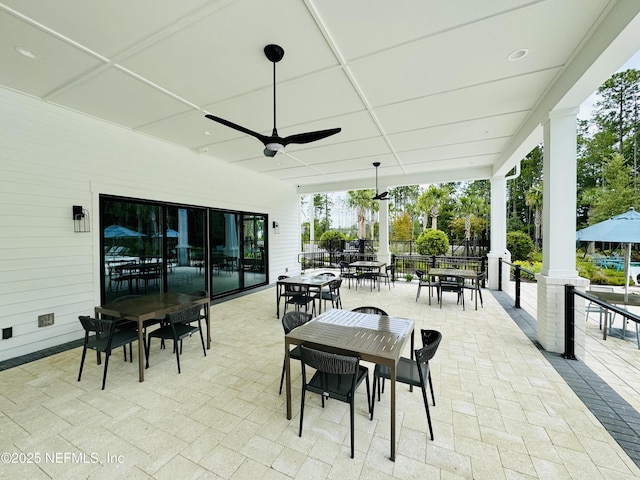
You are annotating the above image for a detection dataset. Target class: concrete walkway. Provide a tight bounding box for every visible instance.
[0,277,639,479]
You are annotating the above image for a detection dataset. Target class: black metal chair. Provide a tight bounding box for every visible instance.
[113,294,164,355]
[351,306,388,316]
[316,278,343,310]
[298,345,372,458]
[371,329,442,440]
[359,268,380,291]
[77,315,140,390]
[188,290,210,346]
[278,311,313,394]
[438,276,465,310]
[339,261,359,289]
[462,272,485,309]
[283,284,316,316]
[378,265,395,290]
[145,305,206,373]
[585,285,614,329]
[415,269,438,304]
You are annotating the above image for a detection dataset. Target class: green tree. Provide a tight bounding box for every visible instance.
[507,231,534,261]
[416,229,449,256]
[319,230,346,252]
[391,212,413,241]
[594,69,639,156]
[525,183,543,249]
[587,154,639,223]
[346,189,375,238]
[416,184,451,230]
[313,193,332,231]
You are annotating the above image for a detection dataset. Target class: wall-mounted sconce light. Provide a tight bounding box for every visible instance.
[73,205,90,232]
[272,221,279,234]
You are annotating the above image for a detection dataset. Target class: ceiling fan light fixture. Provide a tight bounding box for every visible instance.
[266,142,284,152]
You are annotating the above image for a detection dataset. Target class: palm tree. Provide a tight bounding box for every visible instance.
[347,190,375,238]
[417,185,450,230]
[525,183,543,249]
[455,195,484,255]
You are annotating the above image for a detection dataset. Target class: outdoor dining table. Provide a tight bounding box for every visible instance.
[349,260,386,291]
[95,292,210,381]
[427,267,485,310]
[588,290,640,343]
[276,273,334,318]
[284,308,415,461]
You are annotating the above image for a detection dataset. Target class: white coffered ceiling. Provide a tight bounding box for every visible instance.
[2,0,639,194]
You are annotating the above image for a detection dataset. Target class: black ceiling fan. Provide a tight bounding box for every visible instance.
[372,162,389,200]
[205,44,341,157]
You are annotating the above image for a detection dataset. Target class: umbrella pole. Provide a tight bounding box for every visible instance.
[625,243,631,302]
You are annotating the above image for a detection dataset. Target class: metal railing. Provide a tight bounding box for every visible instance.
[564,286,640,358]
[394,255,486,282]
[498,258,536,308]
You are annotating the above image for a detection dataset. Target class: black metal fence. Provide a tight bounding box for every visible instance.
[497,258,536,308]
[393,255,487,281]
[564,286,640,357]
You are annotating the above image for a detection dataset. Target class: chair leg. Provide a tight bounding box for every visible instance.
[101,352,111,390]
[279,359,286,395]
[198,322,207,356]
[428,369,436,406]
[420,383,434,440]
[175,341,181,374]
[350,401,355,458]
[370,375,376,420]
[365,373,371,417]
[78,346,88,382]
[299,387,306,437]
[416,284,421,301]
[145,336,152,369]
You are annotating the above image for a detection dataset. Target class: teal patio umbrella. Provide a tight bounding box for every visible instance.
[576,207,640,300]
[104,224,146,239]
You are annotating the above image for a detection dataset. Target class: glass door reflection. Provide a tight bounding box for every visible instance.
[242,215,266,287]
[210,211,241,295]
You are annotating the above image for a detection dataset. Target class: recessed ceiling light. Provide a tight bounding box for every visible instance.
[14,46,40,60]
[203,130,213,136]
[507,49,529,62]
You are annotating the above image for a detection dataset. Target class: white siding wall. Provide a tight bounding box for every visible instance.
[0,88,301,361]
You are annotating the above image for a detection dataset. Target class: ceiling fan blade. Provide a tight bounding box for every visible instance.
[263,147,277,157]
[282,128,341,146]
[373,191,389,200]
[205,114,270,144]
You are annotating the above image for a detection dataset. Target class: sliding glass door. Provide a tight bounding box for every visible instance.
[210,211,241,295]
[242,215,266,287]
[100,195,268,303]
[165,206,206,295]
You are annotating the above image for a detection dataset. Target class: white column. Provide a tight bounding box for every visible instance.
[487,175,510,291]
[377,186,390,264]
[536,107,589,357]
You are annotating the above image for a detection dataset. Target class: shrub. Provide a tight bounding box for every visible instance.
[416,229,449,256]
[506,231,534,261]
[318,230,346,252]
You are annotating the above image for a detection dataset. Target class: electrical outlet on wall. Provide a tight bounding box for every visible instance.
[38,313,54,327]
